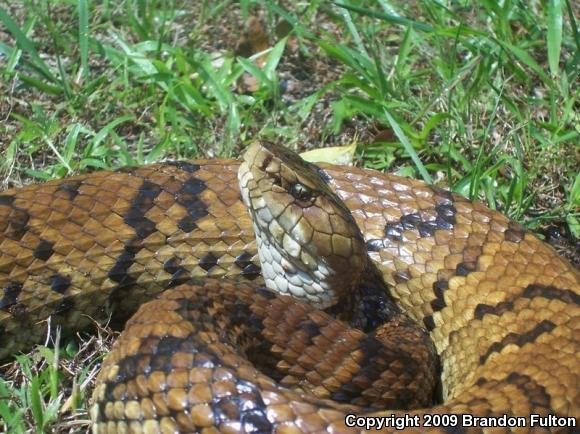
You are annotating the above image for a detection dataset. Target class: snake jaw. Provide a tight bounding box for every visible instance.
[239,141,367,309]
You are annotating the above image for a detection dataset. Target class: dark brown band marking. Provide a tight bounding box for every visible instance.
[123,180,161,239]
[424,259,479,332]
[56,180,82,200]
[48,274,73,315]
[475,284,580,320]
[383,205,457,242]
[401,213,423,230]
[330,333,385,404]
[366,239,385,252]
[50,274,71,294]
[99,287,274,431]
[434,203,457,230]
[54,299,75,315]
[175,177,208,233]
[212,393,273,433]
[330,331,421,408]
[456,261,476,277]
[0,195,29,241]
[33,239,55,261]
[107,243,141,287]
[422,280,450,331]
[383,223,403,242]
[255,287,275,300]
[0,281,23,310]
[0,195,14,206]
[163,257,189,287]
[212,381,273,433]
[506,372,552,409]
[505,221,525,243]
[473,372,552,414]
[298,321,322,342]
[431,186,457,204]
[234,252,261,279]
[423,315,435,331]
[479,320,556,365]
[108,180,162,300]
[165,161,201,173]
[199,253,219,272]
[345,268,402,332]
[430,280,448,312]
[417,221,440,238]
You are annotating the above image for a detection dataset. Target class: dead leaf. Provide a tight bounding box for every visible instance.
[300,142,357,165]
[235,16,269,65]
[235,16,270,93]
[373,128,396,143]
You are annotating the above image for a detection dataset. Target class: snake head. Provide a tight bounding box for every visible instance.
[238,141,367,309]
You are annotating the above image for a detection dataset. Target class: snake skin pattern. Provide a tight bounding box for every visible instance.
[0,142,578,433]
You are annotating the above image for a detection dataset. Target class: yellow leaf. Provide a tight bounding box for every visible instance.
[300,142,357,165]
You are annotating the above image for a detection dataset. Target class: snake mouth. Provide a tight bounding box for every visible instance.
[238,141,367,308]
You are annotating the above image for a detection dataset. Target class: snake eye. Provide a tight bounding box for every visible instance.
[289,182,314,204]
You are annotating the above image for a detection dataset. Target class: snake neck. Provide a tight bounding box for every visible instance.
[325,262,403,333]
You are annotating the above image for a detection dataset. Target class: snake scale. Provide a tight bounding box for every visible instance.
[0,141,578,433]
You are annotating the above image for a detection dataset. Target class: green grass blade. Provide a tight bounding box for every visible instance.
[263,37,287,79]
[109,32,160,77]
[383,109,432,183]
[569,173,580,236]
[290,82,336,121]
[337,2,368,57]
[92,115,135,149]
[43,2,72,98]
[29,376,44,431]
[78,0,89,82]
[63,124,83,163]
[43,135,73,174]
[0,379,25,433]
[18,72,64,95]
[564,0,580,72]
[333,2,434,32]
[318,41,375,84]
[0,7,57,82]
[264,2,313,39]
[0,18,35,74]
[547,0,563,77]
[395,25,413,77]
[495,39,551,83]
[190,57,234,111]
[571,173,580,207]
[237,57,269,86]
[419,113,452,142]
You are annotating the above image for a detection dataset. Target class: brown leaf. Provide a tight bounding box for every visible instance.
[235,16,270,93]
[235,16,269,67]
[373,128,396,143]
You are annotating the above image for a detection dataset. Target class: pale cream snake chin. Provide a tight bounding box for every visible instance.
[0,141,577,433]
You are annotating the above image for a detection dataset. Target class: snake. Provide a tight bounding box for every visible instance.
[0,141,578,433]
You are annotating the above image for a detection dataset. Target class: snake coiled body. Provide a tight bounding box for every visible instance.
[0,142,578,433]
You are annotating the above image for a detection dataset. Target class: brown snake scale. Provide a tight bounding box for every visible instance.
[0,142,578,433]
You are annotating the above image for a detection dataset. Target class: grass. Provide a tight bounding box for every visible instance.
[0,326,113,433]
[0,0,578,432]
